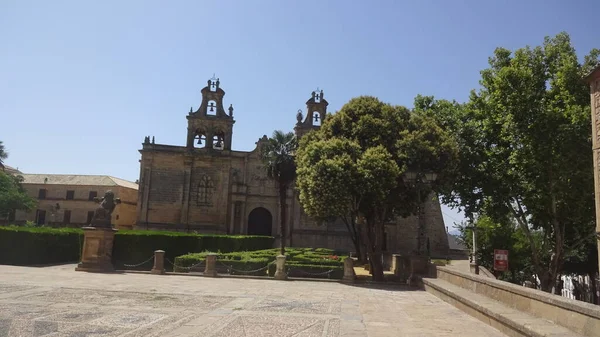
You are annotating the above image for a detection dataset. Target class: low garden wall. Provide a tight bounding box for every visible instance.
[436,266,600,336]
[0,226,274,269]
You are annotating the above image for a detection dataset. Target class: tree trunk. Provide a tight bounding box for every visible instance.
[279,184,287,256]
[363,219,384,282]
[342,216,364,263]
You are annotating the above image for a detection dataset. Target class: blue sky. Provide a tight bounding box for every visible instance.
[1,0,598,231]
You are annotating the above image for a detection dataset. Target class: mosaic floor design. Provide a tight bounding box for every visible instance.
[0,287,343,337]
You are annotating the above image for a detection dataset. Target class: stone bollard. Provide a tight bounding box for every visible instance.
[342,257,356,283]
[274,255,287,280]
[407,255,429,287]
[392,254,409,282]
[204,253,218,277]
[151,250,165,275]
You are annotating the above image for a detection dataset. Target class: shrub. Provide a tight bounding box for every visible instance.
[112,231,273,270]
[174,247,347,279]
[268,262,343,279]
[218,257,271,276]
[0,226,83,265]
[0,226,274,269]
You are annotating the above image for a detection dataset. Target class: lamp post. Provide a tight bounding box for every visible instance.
[465,223,479,275]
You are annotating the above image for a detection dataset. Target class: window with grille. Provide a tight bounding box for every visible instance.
[196,175,214,206]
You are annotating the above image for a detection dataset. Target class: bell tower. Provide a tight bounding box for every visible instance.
[186,76,235,150]
[294,89,328,139]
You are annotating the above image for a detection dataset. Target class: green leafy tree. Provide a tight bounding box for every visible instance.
[418,32,600,292]
[0,141,7,171]
[261,130,298,256]
[296,96,457,281]
[458,214,536,285]
[0,171,36,218]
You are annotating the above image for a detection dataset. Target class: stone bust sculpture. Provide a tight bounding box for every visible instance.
[90,190,121,228]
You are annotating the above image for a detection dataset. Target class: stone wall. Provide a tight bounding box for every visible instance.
[434,266,600,336]
[13,184,137,228]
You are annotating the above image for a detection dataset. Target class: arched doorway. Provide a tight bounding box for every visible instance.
[247,207,272,236]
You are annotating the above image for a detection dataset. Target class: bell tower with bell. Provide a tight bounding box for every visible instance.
[186,76,235,150]
[294,88,328,139]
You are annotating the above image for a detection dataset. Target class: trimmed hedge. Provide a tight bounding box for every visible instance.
[267,263,343,279]
[0,226,274,269]
[0,226,84,265]
[112,230,274,270]
[174,247,347,279]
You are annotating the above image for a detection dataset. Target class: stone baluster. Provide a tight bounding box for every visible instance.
[151,250,165,275]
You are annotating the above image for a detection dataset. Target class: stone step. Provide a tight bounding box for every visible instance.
[423,278,584,337]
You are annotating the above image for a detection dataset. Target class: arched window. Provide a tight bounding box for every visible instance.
[206,100,217,115]
[196,175,214,206]
[313,111,321,126]
[194,131,207,148]
[213,132,225,150]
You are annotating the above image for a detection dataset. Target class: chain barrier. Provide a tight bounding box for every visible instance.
[121,255,155,268]
[217,260,276,275]
[166,258,205,271]
[287,268,335,277]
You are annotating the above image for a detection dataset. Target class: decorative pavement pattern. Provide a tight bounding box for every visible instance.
[0,264,508,336]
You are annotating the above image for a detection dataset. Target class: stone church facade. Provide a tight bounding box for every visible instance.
[136,78,449,256]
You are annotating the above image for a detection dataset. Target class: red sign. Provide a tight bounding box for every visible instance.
[494,249,509,271]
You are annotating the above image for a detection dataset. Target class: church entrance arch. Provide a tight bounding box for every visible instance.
[247,207,272,236]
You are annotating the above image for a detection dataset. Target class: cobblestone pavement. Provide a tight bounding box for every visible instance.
[0,264,507,337]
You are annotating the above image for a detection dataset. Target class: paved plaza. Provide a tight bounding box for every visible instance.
[0,264,506,337]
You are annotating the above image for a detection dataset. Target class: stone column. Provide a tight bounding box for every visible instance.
[586,67,600,279]
[75,227,118,272]
[274,255,287,280]
[151,250,165,275]
[343,257,356,283]
[204,253,218,277]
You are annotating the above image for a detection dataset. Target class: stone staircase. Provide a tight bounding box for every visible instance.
[423,266,600,337]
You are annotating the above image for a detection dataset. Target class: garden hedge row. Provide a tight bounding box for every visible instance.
[112,230,274,270]
[0,226,83,265]
[0,226,274,268]
[173,248,346,279]
[267,263,343,279]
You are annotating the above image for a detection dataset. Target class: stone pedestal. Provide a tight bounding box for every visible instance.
[392,254,410,281]
[342,257,356,283]
[204,253,218,277]
[274,255,287,280]
[407,255,429,286]
[75,227,117,272]
[151,250,165,275]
